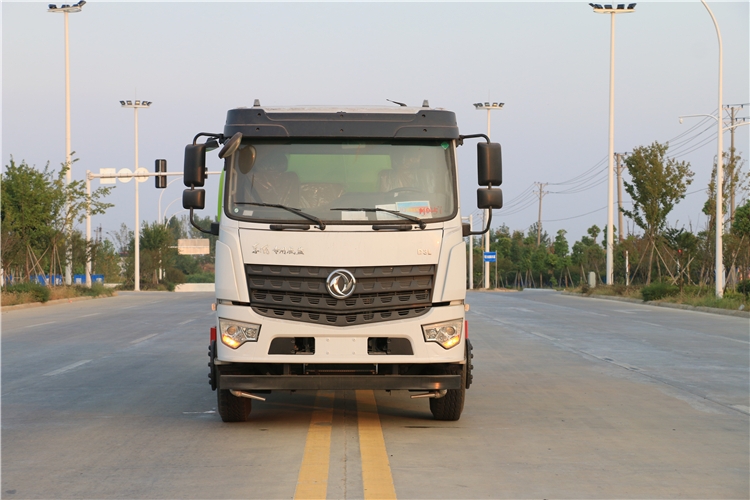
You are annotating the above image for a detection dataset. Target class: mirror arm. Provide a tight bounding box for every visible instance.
[467,208,493,236]
[189,208,219,236]
[457,133,490,146]
[192,132,223,145]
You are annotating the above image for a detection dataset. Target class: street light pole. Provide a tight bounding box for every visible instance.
[678,110,750,297]
[590,2,635,285]
[120,99,152,292]
[473,101,504,289]
[701,0,725,298]
[48,1,85,286]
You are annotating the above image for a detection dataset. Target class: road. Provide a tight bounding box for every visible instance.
[2,290,748,499]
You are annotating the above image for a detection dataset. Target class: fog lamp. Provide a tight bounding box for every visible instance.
[422,319,463,349]
[219,318,260,349]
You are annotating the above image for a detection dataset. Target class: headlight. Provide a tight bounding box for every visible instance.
[219,318,261,349]
[422,319,463,349]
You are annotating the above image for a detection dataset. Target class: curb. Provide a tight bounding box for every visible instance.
[560,291,750,318]
[1,293,118,313]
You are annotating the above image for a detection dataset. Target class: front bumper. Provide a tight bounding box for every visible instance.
[220,373,462,391]
[215,303,466,364]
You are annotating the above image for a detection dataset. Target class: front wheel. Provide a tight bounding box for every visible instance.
[429,364,465,421]
[217,389,252,422]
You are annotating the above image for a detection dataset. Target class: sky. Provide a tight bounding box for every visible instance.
[2,1,748,246]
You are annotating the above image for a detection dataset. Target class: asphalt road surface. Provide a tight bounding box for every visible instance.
[2,290,748,499]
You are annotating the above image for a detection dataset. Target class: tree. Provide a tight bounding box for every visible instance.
[1,158,61,280]
[571,225,605,284]
[1,156,113,283]
[140,221,175,284]
[621,142,693,284]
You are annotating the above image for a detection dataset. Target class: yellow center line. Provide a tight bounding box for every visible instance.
[356,390,397,500]
[294,391,335,500]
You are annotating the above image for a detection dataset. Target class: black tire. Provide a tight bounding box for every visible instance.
[429,364,465,421]
[217,389,252,422]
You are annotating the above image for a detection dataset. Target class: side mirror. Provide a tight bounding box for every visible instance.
[477,188,503,209]
[183,188,206,210]
[184,144,207,187]
[477,142,502,187]
[218,132,243,159]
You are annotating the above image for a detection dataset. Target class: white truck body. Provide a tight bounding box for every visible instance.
[181,103,503,421]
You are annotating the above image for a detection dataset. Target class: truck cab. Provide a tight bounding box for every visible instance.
[183,102,502,421]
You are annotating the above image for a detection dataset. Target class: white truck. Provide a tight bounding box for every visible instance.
[182,101,503,421]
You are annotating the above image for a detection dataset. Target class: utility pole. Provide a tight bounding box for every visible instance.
[723,104,746,226]
[616,153,626,242]
[535,182,548,247]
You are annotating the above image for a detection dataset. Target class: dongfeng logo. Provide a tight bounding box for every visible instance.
[326,269,356,299]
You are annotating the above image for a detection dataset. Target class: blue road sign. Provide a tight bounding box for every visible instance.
[484,251,497,262]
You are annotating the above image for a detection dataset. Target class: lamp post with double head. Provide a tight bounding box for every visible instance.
[589,2,636,286]
[473,101,504,289]
[120,99,152,292]
[48,0,86,285]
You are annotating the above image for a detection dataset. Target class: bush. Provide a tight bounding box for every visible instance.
[4,282,51,303]
[641,282,679,302]
[737,279,750,298]
[165,268,185,284]
[186,272,215,283]
[74,283,115,298]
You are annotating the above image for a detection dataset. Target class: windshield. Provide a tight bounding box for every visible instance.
[224,140,456,225]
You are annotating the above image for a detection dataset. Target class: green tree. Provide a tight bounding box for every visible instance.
[621,141,693,284]
[1,156,113,283]
[141,221,175,285]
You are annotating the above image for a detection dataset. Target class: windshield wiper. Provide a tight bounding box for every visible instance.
[235,202,326,230]
[332,207,426,230]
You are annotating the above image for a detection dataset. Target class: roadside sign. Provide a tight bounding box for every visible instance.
[178,239,210,255]
[484,251,497,263]
[117,168,133,183]
[99,168,116,185]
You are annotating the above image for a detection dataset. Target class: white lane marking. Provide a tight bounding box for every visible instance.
[24,321,55,329]
[80,313,100,318]
[182,410,216,414]
[178,319,195,325]
[695,334,749,345]
[580,311,608,317]
[122,305,138,309]
[531,331,557,341]
[43,360,92,377]
[130,333,158,344]
[510,307,533,313]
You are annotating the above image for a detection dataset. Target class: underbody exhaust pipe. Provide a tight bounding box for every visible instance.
[410,389,447,399]
[230,390,266,401]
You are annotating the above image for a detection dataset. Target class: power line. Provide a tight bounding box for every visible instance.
[542,205,606,222]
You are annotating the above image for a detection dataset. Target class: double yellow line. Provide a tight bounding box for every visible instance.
[294,390,397,500]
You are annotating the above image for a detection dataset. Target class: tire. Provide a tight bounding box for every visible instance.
[429,364,465,421]
[217,388,252,422]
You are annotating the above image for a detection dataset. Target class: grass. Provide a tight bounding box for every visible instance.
[569,283,748,311]
[1,283,115,307]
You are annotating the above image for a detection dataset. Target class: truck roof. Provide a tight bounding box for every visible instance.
[224,104,459,140]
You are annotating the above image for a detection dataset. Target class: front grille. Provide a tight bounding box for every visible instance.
[246,265,434,326]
